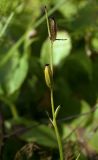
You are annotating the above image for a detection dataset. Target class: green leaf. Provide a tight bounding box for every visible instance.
[0,12,14,38]
[89,132,98,152]
[6,54,28,95]
[62,125,76,142]
[53,0,88,19]
[65,52,93,80]
[68,1,98,35]
[5,117,57,148]
[0,51,28,95]
[71,100,91,128]
[91,32,98,52]
[54,105,61,119]
[55,0,78,19]
[20,123,57,148]
[40,31,72,66]
[0,0,19,15]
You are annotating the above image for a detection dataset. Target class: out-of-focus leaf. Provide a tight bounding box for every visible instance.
[71,100,91,128]
[65,52,93,79]
[92,57,98,96]
[62,125,76,142]
[84,102,98,152]
[0,0,20,15]
[6,54,28,95]
[0,113,3,155]
[0,12,14,38]
[19,122,57,148]
[53,0,88,19]
[0,0,11,15]
[56,1,98,38]
[58,51,95,105]
[91,32,98,52]
[79,102,98,154]
[5,118,57,148]
[68,1,98,36]
[0,51,28,95]
[54,0,78,19]
[93,103,98,121]
[89,132,98,152]
[9,118,57,148]
[40,31,72,66]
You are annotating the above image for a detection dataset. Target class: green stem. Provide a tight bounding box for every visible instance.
[45,6,51,38]
[50,41,53,75]
[76,153,80,160]
[45,6,63,160]
[51,89,63,160]
[0,12,14,38]
[50,30,63,160]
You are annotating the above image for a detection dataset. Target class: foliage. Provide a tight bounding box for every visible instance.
[0,0,98,159]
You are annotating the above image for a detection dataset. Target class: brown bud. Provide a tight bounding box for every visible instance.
[49,17,57,41]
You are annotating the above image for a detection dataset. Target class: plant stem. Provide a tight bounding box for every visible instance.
[0,12,14,38]
[76,153,80,160]
[50,32,63,160]
[45,6,63,160]
[50,41,53,75]
[51,89,63,160]
[50,41,63,160]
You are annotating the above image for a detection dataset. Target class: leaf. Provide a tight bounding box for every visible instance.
[53,0,88,19]
[68,1,98,36]
[55,0,78,19]
[40,31,72,66]
[5,54,28,95]
[20,123,57,148]
[93,103,98,121]
[0,0,11,15]
[0,0,20,15]
[89,132,98,152]
[5,117,57,148]
[86,102,98,152]
[71,100,91,128]
[91,32,98,52]
[0,12,14,38]
[62,51,93,85]
[54,105,61,119]
[0,51,28,95]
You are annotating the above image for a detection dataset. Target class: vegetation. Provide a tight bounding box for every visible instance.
[0,0,98,159]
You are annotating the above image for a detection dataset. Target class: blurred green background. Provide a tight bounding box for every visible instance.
[0,0,98,159]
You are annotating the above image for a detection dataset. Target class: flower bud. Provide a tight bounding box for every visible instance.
[44,64,52,88]
[49,17,57,41]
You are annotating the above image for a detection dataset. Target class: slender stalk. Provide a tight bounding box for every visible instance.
[50,41,53,75]
[45,6,51,38]
[0,12,14,38]
[51,89,63,160]
[50,40,63,160]
[45,6,63,160]
[50,27,63,160]
[76,153,80,160]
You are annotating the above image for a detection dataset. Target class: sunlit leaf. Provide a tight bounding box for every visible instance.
[91,33,98,52]
[0,51,28,95]
[40,31,72,66]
